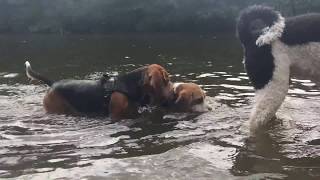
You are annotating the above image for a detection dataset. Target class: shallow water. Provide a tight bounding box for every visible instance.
[0,34,319,180]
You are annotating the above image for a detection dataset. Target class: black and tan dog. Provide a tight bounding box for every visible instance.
[25,61,173,119]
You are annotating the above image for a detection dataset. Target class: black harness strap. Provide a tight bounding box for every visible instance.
[101,69,150,106]
[101,76,118,103]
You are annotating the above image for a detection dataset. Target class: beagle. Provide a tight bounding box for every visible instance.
[25,61,173,119]
[169,82,211,112]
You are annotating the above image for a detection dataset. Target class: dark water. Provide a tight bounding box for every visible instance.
[0,34,319,180]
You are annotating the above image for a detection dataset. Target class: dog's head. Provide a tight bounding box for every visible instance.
[173,83,211,112]
[143,64,174,104]
[237,5,283,46]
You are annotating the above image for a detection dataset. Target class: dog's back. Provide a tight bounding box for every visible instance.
[282,13,320,45]
[50,80,107,113]
[282,14,320,83]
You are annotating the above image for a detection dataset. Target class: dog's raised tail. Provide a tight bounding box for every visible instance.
[237,5,285,47]
[25,61,53,86]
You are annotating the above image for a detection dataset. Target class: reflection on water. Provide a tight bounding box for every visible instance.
[0,34,319,179]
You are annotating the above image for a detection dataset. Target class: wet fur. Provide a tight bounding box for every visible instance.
[25,62,173,119]
[237,6,320,133]
[172,83,211,112]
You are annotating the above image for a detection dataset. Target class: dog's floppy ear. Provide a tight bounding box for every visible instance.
[175,91,193,107]
[144,65,170,86]
[143,72,152,87]
[142,64,173,104]
[160,68,170,85]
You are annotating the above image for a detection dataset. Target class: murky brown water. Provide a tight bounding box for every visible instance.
[0,34,319,180]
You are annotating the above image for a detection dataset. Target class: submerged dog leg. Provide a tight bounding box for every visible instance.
[109,92,129,120]
[250,41,291,134]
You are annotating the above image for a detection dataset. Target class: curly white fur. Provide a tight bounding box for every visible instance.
[250,40,320,133]
[256,13,285,47]
[250,41,290,132]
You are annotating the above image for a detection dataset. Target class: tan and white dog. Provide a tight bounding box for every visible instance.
[170,82,212,112]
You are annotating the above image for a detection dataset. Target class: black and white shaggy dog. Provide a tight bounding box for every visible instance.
[237,5,320,132]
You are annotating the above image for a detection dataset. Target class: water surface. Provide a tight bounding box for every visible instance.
[0,34,319,179]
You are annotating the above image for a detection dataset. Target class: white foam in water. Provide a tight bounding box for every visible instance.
[225,78,241,81]
[301,82,316,87]
[289,88,320,95]
[218,93,236,97]
[122,64,136,67]
[196,73,218,78]
[215,72,227,74]
[48,158,69,163]
[3,73,19,78]
[220,84,254,90]
[163,113,189,120]
[215,95,239,100]
[202,84,219,87]
[291,78,312,83]
[138,105,155,113]
[215,93,240,100]
[238,76,249,80]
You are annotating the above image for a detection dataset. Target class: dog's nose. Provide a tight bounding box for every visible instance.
[207,106,212,111]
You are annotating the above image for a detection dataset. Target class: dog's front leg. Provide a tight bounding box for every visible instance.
[109,92,129,120]
[249,81,289,133]
[250,41,291,134]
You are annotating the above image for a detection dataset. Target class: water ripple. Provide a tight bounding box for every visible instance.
[1,34,320,179]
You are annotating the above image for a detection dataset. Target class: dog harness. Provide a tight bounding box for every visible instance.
[102,68,150,107]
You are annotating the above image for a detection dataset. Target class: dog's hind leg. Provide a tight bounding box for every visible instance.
[250,41,291,134]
